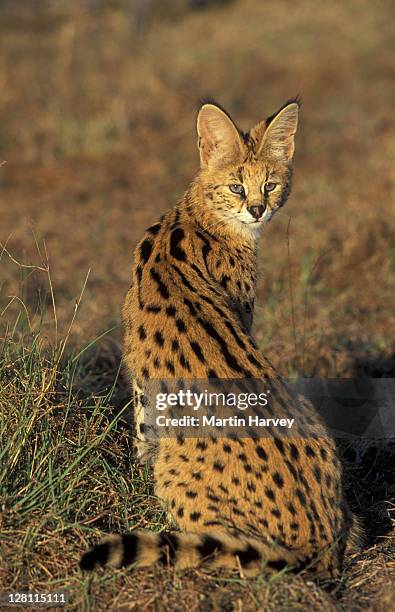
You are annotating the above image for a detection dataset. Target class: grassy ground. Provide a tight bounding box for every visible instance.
[0,0,394,609]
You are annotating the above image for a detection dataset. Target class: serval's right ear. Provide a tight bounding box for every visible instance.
[197,103,243,169]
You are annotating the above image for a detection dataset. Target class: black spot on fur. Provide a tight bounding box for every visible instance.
[171,339,180,352]
[165,360,175,374]
[305,445,316,458]
[196,317,248,375]
[147,223,161,235]
[184,298,197,315]
[170,228,187,261]
[287,502,296,516]
[179,353,191,371]
[207,492,221,502]
[176,319,187,333]
[284,460,298,481]
[295,488,307,506]
[272,472,284,489]
[265,487,276,501]
[171,263,197,292]
[190,341,206,363]
[154,331,165,347]
[289,443,299,460]
[213,461,225,473]
[207,369,218,379]
[256,446,268,461]
[138,325,146,341]
[274,438,285,455]
[220,275,230,289]
[140,239,153,264]
[224,320,246,350]
[146,304,161,313]
[150,268,170,299]
[313,466,322,483]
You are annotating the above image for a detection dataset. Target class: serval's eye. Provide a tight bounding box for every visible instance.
[264,182,277,193]
[229,184,245,196]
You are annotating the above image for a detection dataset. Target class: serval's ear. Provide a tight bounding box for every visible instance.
[252,101,299,161]
[197,103,243,169]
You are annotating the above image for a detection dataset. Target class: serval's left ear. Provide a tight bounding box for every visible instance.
[251,101,299,161]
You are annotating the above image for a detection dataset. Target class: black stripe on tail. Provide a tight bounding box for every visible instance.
[197,535,224,560]
[158,532,179,564]
[79,542,111,570]
[80,534,139,570]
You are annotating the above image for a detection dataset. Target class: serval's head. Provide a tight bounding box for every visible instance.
[196,99,299,236]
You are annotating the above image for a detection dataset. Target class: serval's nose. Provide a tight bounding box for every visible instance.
[247,203,266,220]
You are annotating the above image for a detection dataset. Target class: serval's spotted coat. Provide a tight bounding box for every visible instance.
[81,99,362,577]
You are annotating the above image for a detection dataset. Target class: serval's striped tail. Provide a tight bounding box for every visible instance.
[80,530,304,577]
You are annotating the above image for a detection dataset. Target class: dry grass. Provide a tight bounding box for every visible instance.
[0,0,394,609]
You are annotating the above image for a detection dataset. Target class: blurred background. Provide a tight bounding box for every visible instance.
[0,0,394,376]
